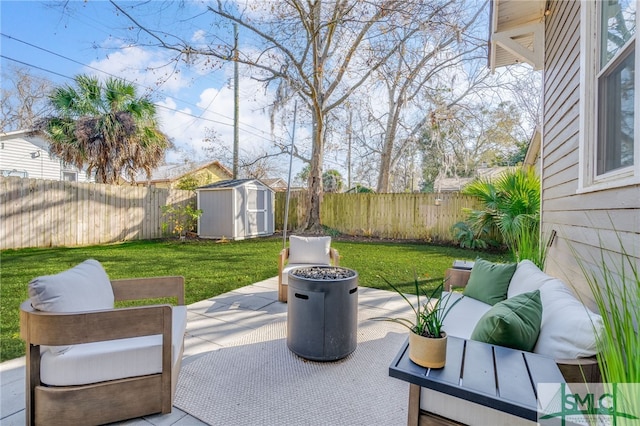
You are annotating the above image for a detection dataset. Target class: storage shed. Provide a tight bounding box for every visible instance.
[196,179,275,240]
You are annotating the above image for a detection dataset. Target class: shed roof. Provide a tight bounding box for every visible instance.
[197,178,273,190]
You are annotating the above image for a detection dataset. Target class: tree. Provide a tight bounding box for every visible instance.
[366,1,488,193]
[322,169,344,193]
[295,164,344,192]
[202,127,286,180]
[35,75,170,184]
[1,66,54,132]
[418,100,531,189]
[109,0,465,231]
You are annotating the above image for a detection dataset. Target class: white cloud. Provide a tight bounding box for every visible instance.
[85,39,304,176]
[192,30,207,43]
[85,44,193,94]
[156,73,285,166]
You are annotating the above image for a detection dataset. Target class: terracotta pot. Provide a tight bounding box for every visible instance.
[408,331,447,368]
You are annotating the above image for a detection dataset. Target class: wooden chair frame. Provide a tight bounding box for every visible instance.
[20,276,186,426]
[444,268,600,383]
[278,247,339,302]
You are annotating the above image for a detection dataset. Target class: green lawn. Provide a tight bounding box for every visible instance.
[0,237,508,362]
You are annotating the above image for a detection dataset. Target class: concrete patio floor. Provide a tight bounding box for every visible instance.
[1,277,415,425]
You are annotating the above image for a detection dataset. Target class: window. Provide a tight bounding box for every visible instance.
[1,169,28,178]
[581,0,638,190]
[62,171,77,182]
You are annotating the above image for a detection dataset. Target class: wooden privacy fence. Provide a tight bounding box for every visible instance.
[275,191,482,242]
[2,178,481,250]
[0,177,194,250]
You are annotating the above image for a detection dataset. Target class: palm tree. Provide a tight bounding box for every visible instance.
[461,167,543,265]
[37,75,170,184]
[323,169,344,193]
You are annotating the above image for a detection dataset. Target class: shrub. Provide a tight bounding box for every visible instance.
[460,167,542,265]
[162,202,202,237]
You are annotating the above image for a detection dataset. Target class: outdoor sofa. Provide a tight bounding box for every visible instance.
[401,259,604,425]
[443,259,603,382]
[442,259,603,383]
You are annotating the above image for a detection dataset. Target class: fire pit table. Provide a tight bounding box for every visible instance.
[287,266,358,361]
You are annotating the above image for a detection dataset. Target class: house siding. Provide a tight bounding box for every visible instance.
[542,0,640,306]
[0,131,93,182]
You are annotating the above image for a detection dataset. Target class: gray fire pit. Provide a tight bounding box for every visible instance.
[287,266,358,361]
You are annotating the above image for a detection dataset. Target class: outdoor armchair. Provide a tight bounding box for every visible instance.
[20,259,187,426]
[278,235,339,302]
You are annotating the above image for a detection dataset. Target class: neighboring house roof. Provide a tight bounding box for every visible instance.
[489,0,546,71]
[135,160,232,184]
[261,177,288,191]
[434,176,474,192]
[434,167,513,192]
[197,178,273,191]
[523,128,541,171]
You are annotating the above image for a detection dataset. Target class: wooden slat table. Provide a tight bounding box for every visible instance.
[389,336,566,425]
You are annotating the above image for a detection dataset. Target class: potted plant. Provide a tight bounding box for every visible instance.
[373,273,461,368]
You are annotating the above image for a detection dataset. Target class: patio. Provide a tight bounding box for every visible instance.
[1,277,415,425]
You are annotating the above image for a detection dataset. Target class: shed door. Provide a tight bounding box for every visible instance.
[246,187,268,235]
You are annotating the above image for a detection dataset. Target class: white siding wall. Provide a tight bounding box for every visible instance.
[0,131,93,182]
[542,1,640,307]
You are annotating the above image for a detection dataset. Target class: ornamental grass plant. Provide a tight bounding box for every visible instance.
[574,238,639,423]
[576,241,639,384]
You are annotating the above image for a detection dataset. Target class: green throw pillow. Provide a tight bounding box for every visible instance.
[470,290,543,352]
[463,258,516,305]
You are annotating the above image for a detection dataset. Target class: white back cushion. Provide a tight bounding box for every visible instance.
[507,260,556,298]
[29,259,114,312]
[288,235,331,264]
[29,259,114,355]
[534,280,604,359]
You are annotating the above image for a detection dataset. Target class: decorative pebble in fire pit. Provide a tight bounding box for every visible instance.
[291,266,356,280]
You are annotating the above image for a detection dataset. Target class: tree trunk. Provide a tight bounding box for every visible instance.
[377,97,400,193]
[305,103,324,232]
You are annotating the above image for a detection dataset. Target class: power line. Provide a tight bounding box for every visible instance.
[0,33,277,141]
[0,55,71,81]
[2,54,284,147]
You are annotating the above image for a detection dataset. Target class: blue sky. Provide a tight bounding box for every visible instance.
[1,1,286,172]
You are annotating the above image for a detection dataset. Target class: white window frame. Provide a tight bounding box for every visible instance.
[62,170,78,182]
[579,1,639,193]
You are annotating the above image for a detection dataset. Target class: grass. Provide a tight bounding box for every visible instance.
[0,236,508,362]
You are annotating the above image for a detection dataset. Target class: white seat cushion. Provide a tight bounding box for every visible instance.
[441,292,491,340]
[40,306,187,386]
[281,263,331,285]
